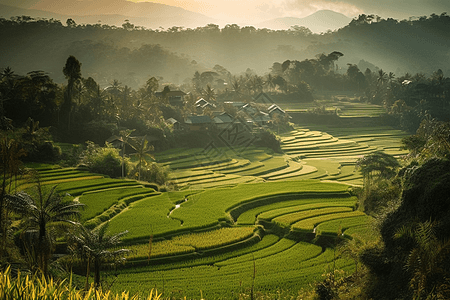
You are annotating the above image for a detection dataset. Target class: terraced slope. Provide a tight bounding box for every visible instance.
[20,165,372,299]
[107,181,370,299]
[154,122,407,188]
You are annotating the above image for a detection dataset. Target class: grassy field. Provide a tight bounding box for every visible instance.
[18,102,408,298]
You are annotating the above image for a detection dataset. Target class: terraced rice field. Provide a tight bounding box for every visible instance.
[158,123,407,188]
[20,113,406,298]
[18,165,373,298]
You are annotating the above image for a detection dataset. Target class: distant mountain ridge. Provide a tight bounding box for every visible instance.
[0,0,351,31]
[256,10,352,33]
[0,0,219,29]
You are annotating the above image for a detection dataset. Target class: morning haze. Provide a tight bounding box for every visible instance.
[1,0,450,299]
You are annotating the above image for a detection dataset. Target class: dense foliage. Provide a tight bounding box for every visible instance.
[361,158,450,299]
[1,11,450,300]
[0,13,449,86]
[79,141,127,178]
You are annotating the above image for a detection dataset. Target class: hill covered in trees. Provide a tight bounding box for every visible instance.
[0,13,449,88]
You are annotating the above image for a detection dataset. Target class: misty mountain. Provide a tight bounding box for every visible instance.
[0,0,219,29]
[0,12,449,90]
[256,10,352,33]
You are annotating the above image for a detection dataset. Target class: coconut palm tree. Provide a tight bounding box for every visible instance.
[9,179,84,276]
[265,74,277,92]
[128,135,155,181]
[70,222,129,289]
[62,55,82,130]
[118,129,134,178]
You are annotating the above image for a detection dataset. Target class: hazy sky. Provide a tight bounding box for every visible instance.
[129,0,449,23]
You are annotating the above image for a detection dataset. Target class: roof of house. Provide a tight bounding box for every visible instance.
[240,103,258,114]
[254,92,274,104]
[269,105,285,115]
[213,112,234,124]
[224,101,246,108]
[155,90,187,98]
[166,117,179,124]
[185,115,212,124]
[201,102,216,109]
[195,98,208,106]
[268,104,279,111]
[251,111,271,122]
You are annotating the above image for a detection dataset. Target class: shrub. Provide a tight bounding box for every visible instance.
[79,141,129,178]
[254,129,281,153]
[128,162,169,185]
[24,141,62,162]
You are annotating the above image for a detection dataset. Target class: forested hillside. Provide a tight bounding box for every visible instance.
[0,13,449,87]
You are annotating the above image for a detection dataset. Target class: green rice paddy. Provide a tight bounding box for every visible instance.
[19,106,408,298]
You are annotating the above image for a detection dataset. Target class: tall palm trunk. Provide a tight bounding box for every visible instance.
[94,258,101,289]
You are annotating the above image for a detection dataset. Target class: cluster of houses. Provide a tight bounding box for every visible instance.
[106,91,290,149]
[165,92,289,132]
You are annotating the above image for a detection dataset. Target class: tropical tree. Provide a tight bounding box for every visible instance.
[0,67,17,120]
[394,220,450,299]
[231,77,243,100]
[355,151,400,194]
[9,179,84,276]
[0,136,25,257]
[128,136,155,181]
[118,129,134,178]
[202,84,216,103]
[70,222,129,289]
[62,55,82,130]
[402,117,450,161]
[144,77,159,96]
[265,73,276,92]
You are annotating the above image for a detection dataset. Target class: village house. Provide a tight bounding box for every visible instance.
[253,92,275,105]
[184,115,212,131]
[268,104,287,117]
[212,112,235,129]
[251,111,271,126]
[166,117,182,130]
[155,90,187,106]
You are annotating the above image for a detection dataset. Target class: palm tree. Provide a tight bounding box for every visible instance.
[128,136,155,181]
[355,151,400,195]
[0,67,17,118]
[202,84,216,103]
[62,55,82,130]
[70,222,129,289]
[265,74,276,92]
[0,137,25,257]
[118,129,134,178]
[231,77,243,100]
[9,179,84,276]
[251,75,264,95]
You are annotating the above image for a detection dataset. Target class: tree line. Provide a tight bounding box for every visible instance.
[1,13,449,87]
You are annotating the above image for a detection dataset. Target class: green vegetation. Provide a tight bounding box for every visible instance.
[0,267,161,300]
[2,11,450,300]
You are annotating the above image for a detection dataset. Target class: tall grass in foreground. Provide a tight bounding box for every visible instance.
[0,266,160,300]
